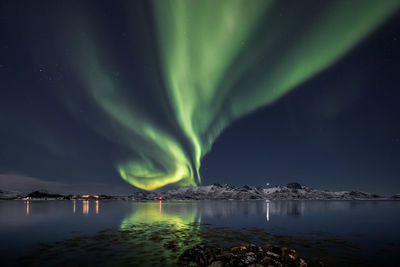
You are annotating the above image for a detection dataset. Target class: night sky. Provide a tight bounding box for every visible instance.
[0,1,399,195]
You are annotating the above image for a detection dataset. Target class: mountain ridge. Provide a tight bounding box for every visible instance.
[1,183,398,200]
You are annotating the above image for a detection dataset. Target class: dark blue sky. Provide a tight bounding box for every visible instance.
[0,1,399,195]
[202,13,400,194]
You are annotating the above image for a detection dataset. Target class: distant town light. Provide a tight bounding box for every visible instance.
[80,194,99,199]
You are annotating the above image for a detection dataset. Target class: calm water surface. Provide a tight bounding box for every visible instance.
[1,200,399,266]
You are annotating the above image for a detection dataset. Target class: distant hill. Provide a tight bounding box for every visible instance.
[128,183,385,201]
[0,189,24,199]
[0,183,395,200]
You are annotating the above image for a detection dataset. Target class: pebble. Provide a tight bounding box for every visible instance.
[208,261,224,267]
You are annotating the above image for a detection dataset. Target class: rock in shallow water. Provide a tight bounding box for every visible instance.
[179,243,320,267]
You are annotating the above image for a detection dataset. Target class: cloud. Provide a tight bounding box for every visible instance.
[0,174,70,193]
[0,174,136,195]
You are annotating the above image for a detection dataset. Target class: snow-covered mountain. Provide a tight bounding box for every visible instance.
[390,194,400,199]
[0,189,24,199]
[128,183,384,200]
[0,183,388,200]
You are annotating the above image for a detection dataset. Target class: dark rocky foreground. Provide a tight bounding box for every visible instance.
[16,221,384,267]
[179,243,323,267]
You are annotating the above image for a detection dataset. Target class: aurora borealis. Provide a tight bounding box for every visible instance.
[141,0,398,190]
[1,0,400,193]
[67,0,398,190]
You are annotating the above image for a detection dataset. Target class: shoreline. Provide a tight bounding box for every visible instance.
[2,198,399,201]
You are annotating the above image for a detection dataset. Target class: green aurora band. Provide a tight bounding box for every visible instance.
[62,0,399,190]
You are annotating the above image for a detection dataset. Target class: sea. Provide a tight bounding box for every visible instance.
[0,200,399,266]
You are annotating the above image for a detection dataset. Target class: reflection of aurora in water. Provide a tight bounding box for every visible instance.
[121,201,200,229]
[119,201,202,266]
